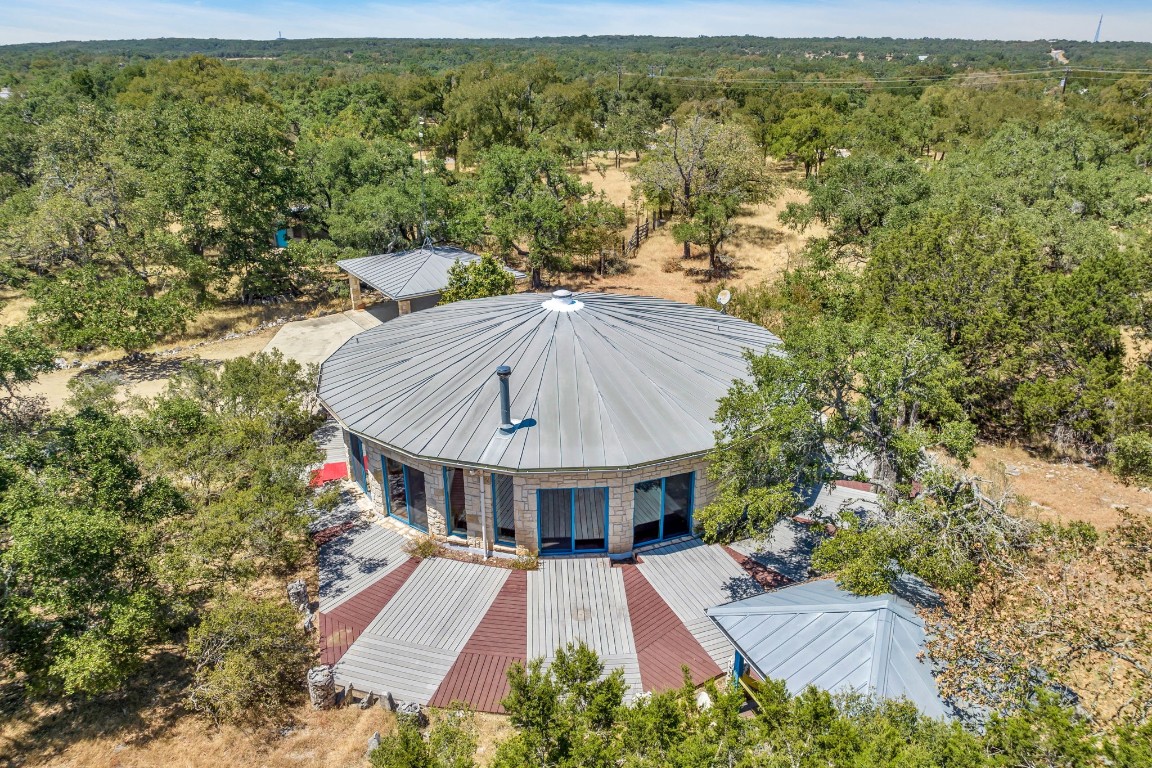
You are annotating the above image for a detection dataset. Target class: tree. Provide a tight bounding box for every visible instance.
[370,704,477,768]
[0,403,186,695]
[0,322,55,425]
[699,318,974,544]
[811,465,1035,595]
[136,352,323,584]
[779,152,929,249]
[631,113,772,270]
[473,146,623,288]
[494,642,627,767]
[767,105,841,178]
[186,593,312,726]
[29,265,194,352]
[439,253,516,304]
[929,512,1152,725]
[602,99,659,167]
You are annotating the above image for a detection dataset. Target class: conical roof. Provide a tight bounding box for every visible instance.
[317,291,780,471]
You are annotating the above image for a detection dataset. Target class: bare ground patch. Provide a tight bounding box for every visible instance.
[971,444,1152,529]
[572,158,825,303]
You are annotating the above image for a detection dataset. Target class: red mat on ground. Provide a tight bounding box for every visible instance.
[310,461,347,487]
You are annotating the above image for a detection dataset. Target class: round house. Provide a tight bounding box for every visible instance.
[317,290,780,556]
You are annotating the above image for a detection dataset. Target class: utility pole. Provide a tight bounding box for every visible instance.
[1060,67,1069,97]
[617,61,623,93]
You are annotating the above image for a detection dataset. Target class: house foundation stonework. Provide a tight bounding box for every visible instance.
[318,291,779,558]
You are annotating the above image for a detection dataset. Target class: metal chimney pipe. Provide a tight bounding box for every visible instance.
[496,366,514,434]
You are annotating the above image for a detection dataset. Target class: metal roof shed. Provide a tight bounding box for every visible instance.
[707,579,949,718]
[338,246,525,311]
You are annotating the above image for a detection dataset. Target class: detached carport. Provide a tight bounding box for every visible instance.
[338,245,525,320]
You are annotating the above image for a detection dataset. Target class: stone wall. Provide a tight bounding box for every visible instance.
[349,432,713,556]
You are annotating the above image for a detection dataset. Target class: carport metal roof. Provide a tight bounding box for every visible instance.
[707,579,949,718]
[337,246,525,301]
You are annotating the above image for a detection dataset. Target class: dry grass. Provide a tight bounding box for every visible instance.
[971,444,1152,529]
[571,156,825,303]
[0,663,515,768]
[15,294,350,411]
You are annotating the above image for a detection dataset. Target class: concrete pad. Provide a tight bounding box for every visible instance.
[263,311,378,367]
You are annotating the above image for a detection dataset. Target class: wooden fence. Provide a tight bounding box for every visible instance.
[573,212,667,276]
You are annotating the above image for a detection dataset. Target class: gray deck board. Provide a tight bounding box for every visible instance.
[333,635,459,703]
[685,615,737,671]
[536,653,643,703]
[637,539,761,623]
[319,524,411,612]
[365,558,508,650]
[601,653,644,702]
[528,558,636,659]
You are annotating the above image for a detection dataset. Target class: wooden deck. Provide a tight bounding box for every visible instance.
[636,538,762,668]
[365,558,510,649]
[527,558,636,658]
[334,636,460,703]
[429,571,528,713]
[334,557,510,704]
[318,522,773,710]
[621,565,723,691]
[318,523,411,612]
[319,557,421,665]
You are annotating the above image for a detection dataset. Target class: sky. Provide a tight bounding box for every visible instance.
[3,0,1152,46]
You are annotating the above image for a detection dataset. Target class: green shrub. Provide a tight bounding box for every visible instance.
[186,593,312,726]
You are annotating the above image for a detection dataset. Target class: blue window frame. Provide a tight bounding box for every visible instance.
[349,434,371,498]
[443,466,468,538]
[633,472,694,546]
[383,456,428,531]
[537,487,609,554]
[492,473,516,546]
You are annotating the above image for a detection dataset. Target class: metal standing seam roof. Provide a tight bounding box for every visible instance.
[317,291,781,472]
[706,579,949,719]
[337,246,526,301]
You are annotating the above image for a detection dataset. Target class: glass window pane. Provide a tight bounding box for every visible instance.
[385,457,407,522]
[633,479,663,545]
[663,473,693,538]
[350,435,367,494]
[539,489,572,552]
[493,473,516,543]
[574,488,606,551]
[446,468,467,536]
[407,467,428,530]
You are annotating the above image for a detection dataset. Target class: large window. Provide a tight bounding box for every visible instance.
[492,473,516,546]
[383,457,428,531]
[538,487,608,554]
[443,467,468,538]
[633,472,694,546]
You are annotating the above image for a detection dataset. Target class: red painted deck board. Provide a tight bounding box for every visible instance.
[723,546,793,590]
[620,565,723,692]
[318,557,421,665]
[429,571,527,713]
